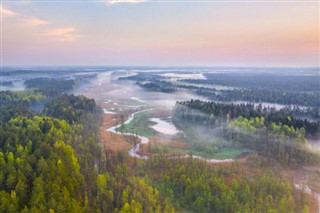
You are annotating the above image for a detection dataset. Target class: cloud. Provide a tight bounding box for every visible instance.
[13,0,33,6]
[44,27,80,42]
[45,27,75,36]
[1,4,49,27]
[105,0,147,5]
[21,17,50,26]
[1,5,19,17]
[2,4,80,42]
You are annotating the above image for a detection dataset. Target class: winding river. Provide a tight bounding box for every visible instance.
[106,109,233,163]
[106,109,319,211]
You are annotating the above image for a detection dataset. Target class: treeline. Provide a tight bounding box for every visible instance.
[194,88,320,108]
[225,117,319,164]
[118,73,166,82]
[117,71,320,107]
[0,90,314,212]
[0,70,50,76]
[0,77,81,124]
[0,91,45,123]
[194,73,319,92]
[43,94,98,124]
[174,100,320,138]
[1,81,13,86]
[0,69,95,77]
[136,81,176,93]
[118,73,176,93]
[191,72,320,107]
[25,78,75,97]
[173,100,320,164]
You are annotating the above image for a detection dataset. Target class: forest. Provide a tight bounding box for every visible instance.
[192,73,319,92]
[173,100,320,165]
[118,72,320,107]
[182,73,320,107]
[0,88,315,212]
[2,0,319,210]
[136,81,177,93]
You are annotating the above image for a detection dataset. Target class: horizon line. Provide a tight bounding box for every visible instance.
[1,65,319,69]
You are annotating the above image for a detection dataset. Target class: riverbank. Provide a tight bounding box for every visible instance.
[105,107,235,163]
[98,99,319,212]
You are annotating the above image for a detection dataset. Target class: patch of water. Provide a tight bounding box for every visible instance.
[149,118,179,135]
[103,109,117,114]
[160,73,206,81]
[106,109,235,163]
[130,97,146,103]
[294,184,320,213]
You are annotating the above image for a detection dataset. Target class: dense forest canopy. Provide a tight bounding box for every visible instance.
[0,88,314,212]
[195,73,319,92]
[0,67,319,212]
[173,100,320,165]
[119,71,320,107]
[24,78,75,97]
[174,100,320,138]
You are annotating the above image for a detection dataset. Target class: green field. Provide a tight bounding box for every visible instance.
[116,111,156,138]
[173,147,251,159]
[117,111,252,159]
[209,147,251,159]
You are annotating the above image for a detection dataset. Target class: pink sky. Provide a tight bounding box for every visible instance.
[1,1,319,66]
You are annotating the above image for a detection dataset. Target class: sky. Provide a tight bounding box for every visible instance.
[1,0,319,67]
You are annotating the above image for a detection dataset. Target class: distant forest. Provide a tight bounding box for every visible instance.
[119,72,320,107]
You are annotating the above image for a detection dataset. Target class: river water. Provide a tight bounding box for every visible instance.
[106,108,233,163]
[294,184,320,213]
[149,117,179,135]
[76,70,318,210]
